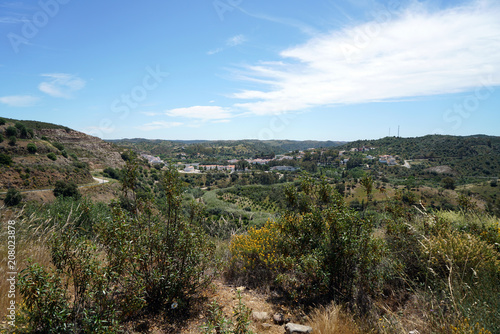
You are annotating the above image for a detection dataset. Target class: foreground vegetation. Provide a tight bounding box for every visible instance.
[1,131,499,333]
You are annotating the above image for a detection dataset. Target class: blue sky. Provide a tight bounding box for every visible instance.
[0,0,499,141]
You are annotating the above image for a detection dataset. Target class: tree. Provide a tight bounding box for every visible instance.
[442,177,455,190]
[236,159,250,171]
[5,188,22,206]
[360,176,374,202]
[53,180,81,199]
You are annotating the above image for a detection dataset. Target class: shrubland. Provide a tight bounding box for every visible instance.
[1,147,498,333]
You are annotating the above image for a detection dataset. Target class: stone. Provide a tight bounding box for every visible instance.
[236,286,246,292]
[408,331,420,334]
[252,311,269,322]
[285,323,313,334]
[273,313,285,325]
[261,323,272,330]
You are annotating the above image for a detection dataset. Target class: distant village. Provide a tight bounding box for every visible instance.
[139,145,402,174]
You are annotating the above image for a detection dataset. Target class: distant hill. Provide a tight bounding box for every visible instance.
[340,135,500,177]
[0,117,124,191]
[109,138,346,159]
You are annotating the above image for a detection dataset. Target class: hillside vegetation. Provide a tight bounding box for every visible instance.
[1,119,499,333]
[0,118,123,192]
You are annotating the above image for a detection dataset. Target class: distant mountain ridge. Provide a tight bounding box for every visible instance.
[108,138,347,158]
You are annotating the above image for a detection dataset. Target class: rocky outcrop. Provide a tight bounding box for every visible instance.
[36,129,124,169]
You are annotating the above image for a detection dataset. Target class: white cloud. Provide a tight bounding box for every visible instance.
[207,34,246,55]
[227,34,246,47]
[137,121,183,131]
[232,1,500,114]
[0,95,39,107]
[141,111,162,116]
[38,73,86,98]
[207,47,223,55]
[165,106,232,121]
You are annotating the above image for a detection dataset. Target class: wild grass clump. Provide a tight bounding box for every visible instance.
[306,302,361,334]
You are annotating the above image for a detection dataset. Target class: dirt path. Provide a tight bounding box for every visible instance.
[180,281,288,334]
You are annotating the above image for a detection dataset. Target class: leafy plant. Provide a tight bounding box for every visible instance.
[17,262,73,334]
[200,291,254,334]
[0,153,13,165]
[5,188,22,206]
[53,180,81,199]
[5,126,18,137]
[47,152,57,161]
[27,143,37,153]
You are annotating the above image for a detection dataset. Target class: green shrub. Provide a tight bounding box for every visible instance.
[0,133,3,143]
[53,142,65,151]
[47,152,57,161]
[15,122,30,138]
[17,262,73,333]
[0,153,13,165]
[61,149,68,158]
[53,180,81,199]
[5,125,17,137]
[8,135,16,146]
[0,117,5,125]
[72,161,87,169]
[27,143,37,153]
[5,188,22,206]
[103,167,121,180]
[229,177,385,304]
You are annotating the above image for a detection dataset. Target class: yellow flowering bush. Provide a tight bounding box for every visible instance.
[450,317,492,334]
[230,219,281,272]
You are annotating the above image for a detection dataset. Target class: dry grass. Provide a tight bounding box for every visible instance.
[0,206,54,325]
[306,302,361,334]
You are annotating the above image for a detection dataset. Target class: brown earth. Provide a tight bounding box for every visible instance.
[35,128,125,169]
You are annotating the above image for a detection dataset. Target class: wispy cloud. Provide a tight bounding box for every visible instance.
[0,95,39,107]
[232,1,500,115]
[227,34,246,46]
[141,111,162,117]
[0,2,36,10]
[137,121,183,131]
[207,34,246,55]
[38,73,86,98]
[165,105,233,121]
[236,7,318,36]
[0,16,25,24]
[207,47,223,55]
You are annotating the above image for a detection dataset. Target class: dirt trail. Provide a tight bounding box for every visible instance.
[180,280,287,334]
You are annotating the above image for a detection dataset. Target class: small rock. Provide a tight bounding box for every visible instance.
[261,323,272,330]
[285,323,313,334]
[236,286,246,292]
[273,313,285,325]
[252,311,269,322]
[409,331,420,334]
